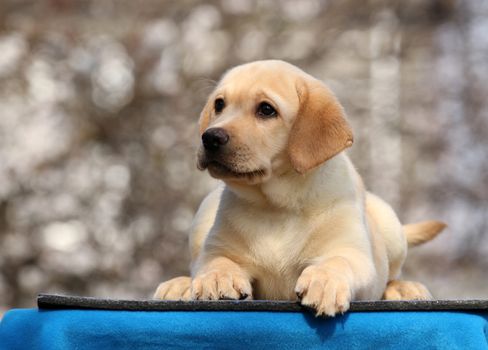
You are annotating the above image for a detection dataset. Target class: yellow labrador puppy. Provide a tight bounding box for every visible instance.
[154,60,446,316]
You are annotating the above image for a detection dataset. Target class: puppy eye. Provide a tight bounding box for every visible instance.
[257,102,277,118]
[214,98,225,113]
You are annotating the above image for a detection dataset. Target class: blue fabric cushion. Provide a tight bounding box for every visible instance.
[1,308,487,349]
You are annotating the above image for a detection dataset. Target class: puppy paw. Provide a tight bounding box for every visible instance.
[382,280,433,300]
[153,276,192,300]
[191,270,252,301]
[295,265,352,317]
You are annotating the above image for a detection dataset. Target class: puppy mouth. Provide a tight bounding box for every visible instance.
[201,159,266,179]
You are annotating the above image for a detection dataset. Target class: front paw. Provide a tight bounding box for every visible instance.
[295,265,352,317]
[191,270,252,301]
[153,276,192,300]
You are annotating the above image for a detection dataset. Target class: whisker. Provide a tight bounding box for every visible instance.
[193,78,218,94]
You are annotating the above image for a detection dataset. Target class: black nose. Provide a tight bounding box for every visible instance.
[202,128,229,152]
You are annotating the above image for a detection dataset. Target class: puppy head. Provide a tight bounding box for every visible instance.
[197,60,353,184]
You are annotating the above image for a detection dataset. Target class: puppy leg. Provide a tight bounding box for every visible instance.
[153,276,192,300]
[192,257,252,300]
[382,280,433,300]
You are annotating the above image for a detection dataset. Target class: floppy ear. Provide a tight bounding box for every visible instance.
[288,78,353,174]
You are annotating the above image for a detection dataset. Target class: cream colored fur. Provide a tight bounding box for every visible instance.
[154,60,445,316]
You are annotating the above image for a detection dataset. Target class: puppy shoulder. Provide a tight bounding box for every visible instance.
[315,153,361,201]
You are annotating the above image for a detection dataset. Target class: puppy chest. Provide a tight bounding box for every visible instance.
[228,211,309,292]
[249,234,296,267]
[231,206,315,252]
[246,235,302,299]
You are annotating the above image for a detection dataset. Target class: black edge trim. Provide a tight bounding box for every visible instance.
[37,294,488,313]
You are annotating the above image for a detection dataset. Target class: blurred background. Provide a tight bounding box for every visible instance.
[1,0,487,314]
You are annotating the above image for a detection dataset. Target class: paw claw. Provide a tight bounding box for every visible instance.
[191,270,252,301]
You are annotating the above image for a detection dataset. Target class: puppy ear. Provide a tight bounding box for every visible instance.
[288,78,353,173]
[198,101,212,134]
